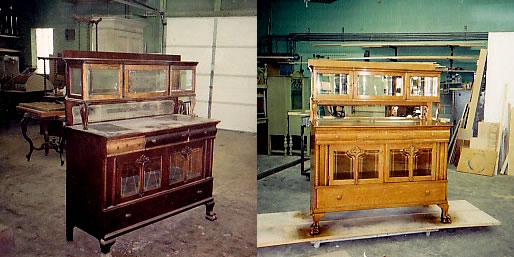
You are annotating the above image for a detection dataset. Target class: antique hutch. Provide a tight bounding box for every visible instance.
[63,51,219,253]
[309,59,452,235]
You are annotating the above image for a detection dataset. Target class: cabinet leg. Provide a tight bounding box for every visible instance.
[99,239,115,256]
[205,201,216,221]
[310,213,325,236]
[438,203,452,223]
[66,225,73,241]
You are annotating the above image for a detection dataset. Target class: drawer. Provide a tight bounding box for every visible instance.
[145,131,188,148]
[106,137,145,155]
[103,179,213,234]
[357,132,392,141]
[316,133,357,142]
[414,130,450,140]
[385,131,413,140]
[316,181,447,210]
[190,126,217,139]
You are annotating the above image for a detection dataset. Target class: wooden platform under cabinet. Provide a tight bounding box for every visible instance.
[62,51,219,255]
[257,200,500,248]
[308,59,452,235]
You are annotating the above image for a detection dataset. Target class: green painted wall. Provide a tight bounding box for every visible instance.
[258,0,510,77]
[266,0,514,35]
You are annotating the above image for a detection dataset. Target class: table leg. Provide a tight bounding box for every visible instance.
[43,130,50,156]
[20,115,35,162]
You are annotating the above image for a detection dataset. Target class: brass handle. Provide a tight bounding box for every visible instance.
[125,213,131,218]
[204,131,208,135]
[151,139,157,143]
[336,195,342,200]
[197,190,203,194]
[425,190,430,195]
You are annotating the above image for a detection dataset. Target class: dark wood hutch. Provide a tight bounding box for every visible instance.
[63,51,219,254]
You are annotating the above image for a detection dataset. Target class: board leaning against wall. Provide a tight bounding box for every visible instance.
[166,16,257,133]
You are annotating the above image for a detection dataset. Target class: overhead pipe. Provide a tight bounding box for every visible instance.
[259,32,489,56]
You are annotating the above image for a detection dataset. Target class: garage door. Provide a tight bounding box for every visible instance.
[166,16,256,133]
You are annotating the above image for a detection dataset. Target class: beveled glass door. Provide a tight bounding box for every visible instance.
[329,144,384,185]
[115,149,164,204]
[385,143,436,182]
[168,142,206,187]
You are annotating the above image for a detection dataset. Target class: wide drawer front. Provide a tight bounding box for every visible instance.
[103,179,213,235]
[316,130,449,143]
[316,181,447,210]
[145,131,188,148]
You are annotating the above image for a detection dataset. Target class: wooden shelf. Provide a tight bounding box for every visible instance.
[313,41,487,48]
[0,34,21,39]
[333,56,477,61]
[0,48,22,53]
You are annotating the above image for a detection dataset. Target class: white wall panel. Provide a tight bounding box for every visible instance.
[195,75,211,101]
[166,46,212,75]
[214,48,256,76]
[211,103,256,132]
[212,76,256,105]
[485,32,514,126]
[166,16,256,132]
[166,18,214,47]
[216,17,256,47]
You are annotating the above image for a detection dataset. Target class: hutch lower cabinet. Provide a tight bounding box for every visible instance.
[310,122,452,234]
[65,115,218,252]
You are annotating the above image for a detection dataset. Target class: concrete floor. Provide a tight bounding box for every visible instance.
[0,121,256,257]
[257,155,514,257]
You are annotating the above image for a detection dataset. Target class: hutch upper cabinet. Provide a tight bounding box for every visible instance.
[309,60,452,235]
[63,51,218,254]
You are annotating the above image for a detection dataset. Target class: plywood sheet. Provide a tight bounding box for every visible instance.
[456,147,496,176]
[469,122,500,150]
[257,200,500,248]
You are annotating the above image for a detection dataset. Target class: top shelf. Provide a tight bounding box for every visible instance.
[313,41,487,48]
[0,34,21,39]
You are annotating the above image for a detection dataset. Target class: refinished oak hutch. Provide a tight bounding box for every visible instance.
[309,59,452,235]
[63,51,219,253]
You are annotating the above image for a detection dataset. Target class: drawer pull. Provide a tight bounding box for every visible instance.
[125,213,131,218]
[425,190,430,195]
[336,195,342,200]
[197,190,203,194]
[204,131,208,135]
[151,139,157,143]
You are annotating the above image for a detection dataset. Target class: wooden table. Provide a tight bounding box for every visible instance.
[16,102,65,165]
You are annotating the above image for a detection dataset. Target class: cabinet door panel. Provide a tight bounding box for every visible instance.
[120,163,140,198]
[386,143,436,182]
[329,144,383,185]
[143,157,162,192]
[115,149,164,204]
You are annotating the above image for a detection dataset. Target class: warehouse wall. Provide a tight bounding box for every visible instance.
[262,0,514,36]
[18,0,162,69]
[258,0,514,72]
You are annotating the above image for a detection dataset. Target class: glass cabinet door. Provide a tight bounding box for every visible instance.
[124,65,169,97]
[409,75,439,97]
[171,67,195,94]
[356,72,404,98]
[329,144,383,185]
[84,64,122,100]
[315,73,351,97]
[386,143,436,182]
[116,150,164,203]
[168,143,205,187]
